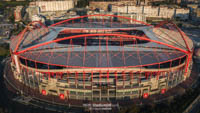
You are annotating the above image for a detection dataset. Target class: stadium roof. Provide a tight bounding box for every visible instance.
[10,15,193,68]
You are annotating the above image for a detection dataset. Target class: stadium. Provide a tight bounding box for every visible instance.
[4,15,194,109]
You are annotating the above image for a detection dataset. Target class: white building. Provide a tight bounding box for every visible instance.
[112,5,190,20]
[30,0,76,12]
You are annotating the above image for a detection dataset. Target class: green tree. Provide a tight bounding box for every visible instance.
[128,105,140,113]
[0,46,9,57]
[76,0,89,8]
[9,14,15,24]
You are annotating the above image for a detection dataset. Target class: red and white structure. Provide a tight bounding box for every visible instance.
[6,15,193,107]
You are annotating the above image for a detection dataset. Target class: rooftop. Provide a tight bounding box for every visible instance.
[10,15,193,68]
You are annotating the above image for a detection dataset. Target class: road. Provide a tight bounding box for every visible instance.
[181,27,200,113]
[181,28,200,43]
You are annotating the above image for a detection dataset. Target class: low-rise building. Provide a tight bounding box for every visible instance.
[26,6,40,21]
[196,8,200,19]
[187,4,200,21]
[29,0,77,12]
[14,6,24,22]
[112,5,189,20]
[0,23,14,39]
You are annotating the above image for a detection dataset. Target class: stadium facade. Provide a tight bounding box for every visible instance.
[5,15,193,107]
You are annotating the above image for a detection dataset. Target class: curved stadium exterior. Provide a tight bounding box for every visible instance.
[5,15,194,109]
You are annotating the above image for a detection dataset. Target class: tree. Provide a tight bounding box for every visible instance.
[128,104,140,113]
[0,46,9,57]
[76,0,89,8]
